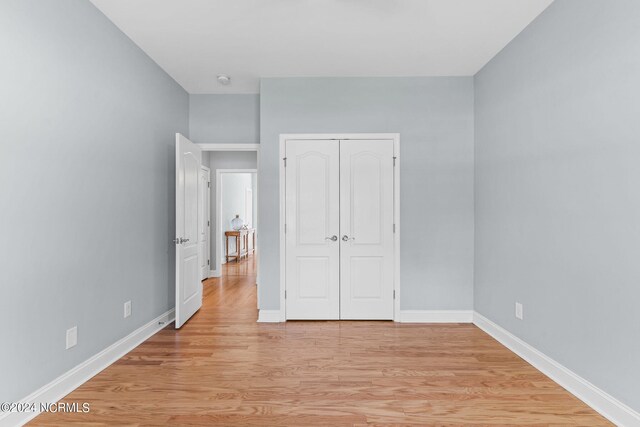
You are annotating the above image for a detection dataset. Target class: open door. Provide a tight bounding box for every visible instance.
[175,133,202,328]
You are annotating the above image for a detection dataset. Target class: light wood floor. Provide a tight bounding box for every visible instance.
[32,256,609,426]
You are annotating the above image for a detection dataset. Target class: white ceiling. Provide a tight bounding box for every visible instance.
[90,0,553,94]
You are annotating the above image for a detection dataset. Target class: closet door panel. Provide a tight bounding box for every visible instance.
[285,140,340,319]
[340,140,394,320]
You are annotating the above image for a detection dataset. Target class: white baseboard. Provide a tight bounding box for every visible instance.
[257,310,284,323]
[473,312,640,427]
[398,310,473,323]
[0,309,175,427]
[209,269,220,278]
[6,307,635,426]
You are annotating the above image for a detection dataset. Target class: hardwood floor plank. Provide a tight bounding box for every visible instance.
[30,255,610,426]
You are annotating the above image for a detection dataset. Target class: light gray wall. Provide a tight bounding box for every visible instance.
[0,0,188,402]
[189,94,260,144]
[259,77,475,311]
[209,152,258,264]
[474,0,640,411]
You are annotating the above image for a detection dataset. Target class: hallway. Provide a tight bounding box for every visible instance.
[31,255,608,426]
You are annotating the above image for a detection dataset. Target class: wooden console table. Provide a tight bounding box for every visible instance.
[225,228,255,263]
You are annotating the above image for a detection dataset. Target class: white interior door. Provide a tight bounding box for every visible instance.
[339,140,395,319]
[175,133,202,328]
[199,166,211,280]
[285,140,340,319]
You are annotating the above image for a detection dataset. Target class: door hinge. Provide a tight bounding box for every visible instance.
[284,223,287,233]
[208,181,210,188]
[393,290,396,299]
[207,220,210,227]
[393,156,397,167]
[284,290,287,299]
[283,157,287,167]
[393,223,396,233]
[207,259,210,265]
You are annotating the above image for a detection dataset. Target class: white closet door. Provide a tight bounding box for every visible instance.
[285,140,340,319]
[339,140,395,319]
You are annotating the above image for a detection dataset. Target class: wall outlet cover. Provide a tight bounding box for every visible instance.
[124,301,132,318]
[66,326,77,349]
[515,302,524,320]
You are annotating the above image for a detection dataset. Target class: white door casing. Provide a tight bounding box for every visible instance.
[285,140,340,319]
[339,140,395,319]
[175,133,203,329]
[199,166,211,280]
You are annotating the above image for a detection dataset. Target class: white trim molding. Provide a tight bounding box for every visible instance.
[398,310,473,323]
[209,269,220,278]
[257,310,285,323]
[199,143,260,151]
[0,309,175,427]
[473,312,640,427]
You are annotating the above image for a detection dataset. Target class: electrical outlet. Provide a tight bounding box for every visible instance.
[124,300,131,318]
[66,326,77,349]
[515,302,524,320]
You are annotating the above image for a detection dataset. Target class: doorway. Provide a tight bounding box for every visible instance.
[200,144,261,305]
[217,169,257,268]
[280,134,400,321]
[175,137,260,328]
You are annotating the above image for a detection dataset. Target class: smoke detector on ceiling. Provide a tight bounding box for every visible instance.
[217,75,231,85]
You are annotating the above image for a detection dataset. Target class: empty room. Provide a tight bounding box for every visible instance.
[1,0,639,426]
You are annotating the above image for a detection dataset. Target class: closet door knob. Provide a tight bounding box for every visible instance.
[325,235,338,241]
[342,235,355,242]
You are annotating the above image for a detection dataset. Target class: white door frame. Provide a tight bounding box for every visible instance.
[216,168,258,271]
[279,133,400,322]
